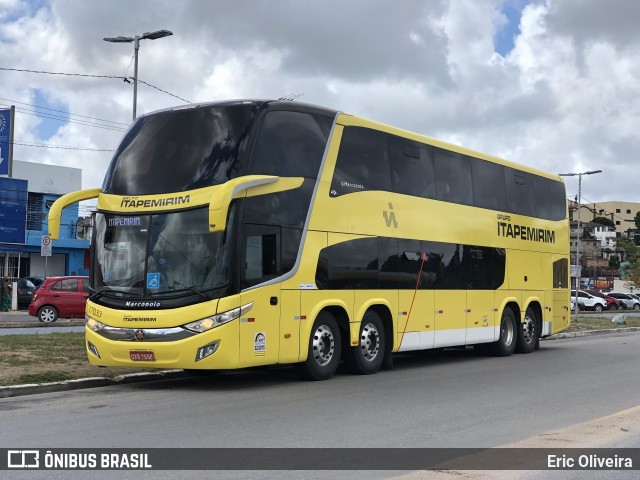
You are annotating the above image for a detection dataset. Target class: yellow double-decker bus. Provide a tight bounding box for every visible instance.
[49,100,570,380]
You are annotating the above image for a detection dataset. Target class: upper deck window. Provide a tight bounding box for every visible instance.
[102,104,258,195]
[251,111,333,179]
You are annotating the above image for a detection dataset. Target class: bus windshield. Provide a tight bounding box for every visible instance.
[92,207,234,296]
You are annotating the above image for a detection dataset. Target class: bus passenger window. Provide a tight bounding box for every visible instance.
[472,159,506,211]
[330,127,391,196]
[251,111,332,179]
[505,168,535,217]
[433,148,473,206]
[390,136,435,199]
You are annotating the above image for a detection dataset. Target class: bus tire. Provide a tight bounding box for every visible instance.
[297,312,342,381]
[490,307,517,357]
[516,306,538,354]
[345,310,385,375]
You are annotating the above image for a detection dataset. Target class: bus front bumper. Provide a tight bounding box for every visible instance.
[85,321,240,370]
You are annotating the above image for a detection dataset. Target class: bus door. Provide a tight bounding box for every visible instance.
[239,224,282,367]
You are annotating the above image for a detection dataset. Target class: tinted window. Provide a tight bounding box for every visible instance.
[241,178,314,228]
[433,148,473,205]
[389,136,435,199]
[472,159,507,211]
[316,237,506,291]
[379,237,399,289]
[316,237,378,289]
[102,104,257,195]
[52,281,62,291]
[534,176,566,221]
[241,225,280,289]
[81,279,89,292]
[330,127,391,197]
[553,259,568,288]
[505,168,535,217]
[251,111,332,179]
[282,227,303,275]
[460,245,495,289]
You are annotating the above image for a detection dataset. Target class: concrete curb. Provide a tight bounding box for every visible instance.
[544,326,640,340]
[1,328,639,398]
[0,370,186,399]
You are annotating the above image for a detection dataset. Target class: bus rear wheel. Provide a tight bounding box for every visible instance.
[297,312,342,381]
[490,307,517,357]
[345,310,386,375]
[516,306,538,354]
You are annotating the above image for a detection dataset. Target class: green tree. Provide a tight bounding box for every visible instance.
[617,238,640,286]
[592,216,616,229]
[608,255,620,269]
[635,211,640,231]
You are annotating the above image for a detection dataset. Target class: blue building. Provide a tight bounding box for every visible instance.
[0,161,90,279]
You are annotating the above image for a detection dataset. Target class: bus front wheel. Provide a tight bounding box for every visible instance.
[490,307,517,357]
[345,310,386,375]
[297,312,342,381]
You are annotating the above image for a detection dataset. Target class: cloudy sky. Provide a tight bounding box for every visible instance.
[1,0,639,211]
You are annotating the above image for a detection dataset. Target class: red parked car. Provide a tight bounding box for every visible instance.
[28,276,90,323]
[584,289,620,310]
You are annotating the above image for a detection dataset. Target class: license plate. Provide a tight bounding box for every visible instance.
[130,350,155,361]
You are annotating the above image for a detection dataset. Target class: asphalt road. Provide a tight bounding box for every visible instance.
[1,332,639,479]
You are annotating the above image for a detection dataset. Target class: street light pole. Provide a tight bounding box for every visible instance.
[559,169,603,318]
[104,29,173,121]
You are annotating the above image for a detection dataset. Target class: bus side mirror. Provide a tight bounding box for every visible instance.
[48,188,101,240]
[208,175,304,233]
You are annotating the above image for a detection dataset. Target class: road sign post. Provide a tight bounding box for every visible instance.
[41,235,52,278]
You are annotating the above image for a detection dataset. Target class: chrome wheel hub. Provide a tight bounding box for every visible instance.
[312,325,335,367]
[360,322,380,361]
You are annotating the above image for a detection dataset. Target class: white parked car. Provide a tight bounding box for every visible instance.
[570,290,607,312]
[606,292,640,310]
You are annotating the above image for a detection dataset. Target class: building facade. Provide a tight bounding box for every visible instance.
[0,160,90,279]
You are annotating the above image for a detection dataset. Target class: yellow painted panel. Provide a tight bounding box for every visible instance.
[466,291,496,330]
[239,284,281,368]
[279,289,301,364]
[508,250,542,291]
[398,290,434,351]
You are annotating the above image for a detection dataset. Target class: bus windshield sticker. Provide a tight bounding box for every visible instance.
[146,273,160,289]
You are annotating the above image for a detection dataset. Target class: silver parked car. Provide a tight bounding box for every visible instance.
[607,292,640,310]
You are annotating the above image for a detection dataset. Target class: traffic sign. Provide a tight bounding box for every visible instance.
[41,235,52,257]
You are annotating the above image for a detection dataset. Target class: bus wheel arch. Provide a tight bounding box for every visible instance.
[345,305,392,375]
[516,302,541,354]
[491,303,519,357]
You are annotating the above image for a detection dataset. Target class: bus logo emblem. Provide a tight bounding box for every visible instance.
[383,203,398,228]
[135,330,145,341]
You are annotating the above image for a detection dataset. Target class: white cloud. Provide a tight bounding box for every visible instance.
[1,0,639,204]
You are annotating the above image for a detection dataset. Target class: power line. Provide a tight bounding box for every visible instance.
[1,66,191,104]
[0,66,123,79]
[0,96,129,126]
[12,141,114,152]
[0,105,127,133]
[137,79,191,103]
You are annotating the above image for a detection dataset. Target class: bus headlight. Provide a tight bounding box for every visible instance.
[86,315,105,332]
[183,302,253,333]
